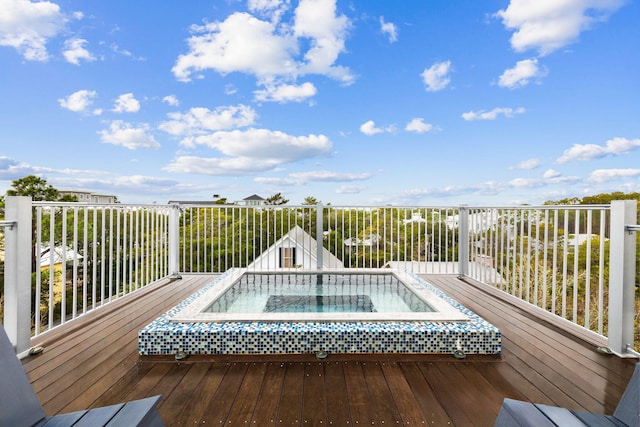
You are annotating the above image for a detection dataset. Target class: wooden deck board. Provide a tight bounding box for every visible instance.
[226,362,267,424]
[172,362,227,425]
[362,361,403,424]
[250,362,286,426]
[323,361,351,425]
[399,362,453,425]
[302,362,326,425]
[343,361,378,424]
[381,361,428,425]
[203,361,248,424]
[19,273,638,426]
[277,362,305,425]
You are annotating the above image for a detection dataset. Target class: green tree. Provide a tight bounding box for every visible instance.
[302,196,320,205]
[6,175,59,201]
[265,192,289,205]
[58,194,79,202]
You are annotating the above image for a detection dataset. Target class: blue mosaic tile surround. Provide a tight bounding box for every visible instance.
[138,270,501,355]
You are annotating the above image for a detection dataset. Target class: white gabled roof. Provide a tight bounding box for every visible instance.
[247,225,344,269]
[39,245,83,267]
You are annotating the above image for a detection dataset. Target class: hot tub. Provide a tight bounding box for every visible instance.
[138,269,501,356]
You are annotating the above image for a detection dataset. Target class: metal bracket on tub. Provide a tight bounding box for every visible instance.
[625,225,640,235]
[0,220,17,230]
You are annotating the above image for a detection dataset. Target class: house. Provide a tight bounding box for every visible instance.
[445,209,500,232]
[58,190,116,204]
[242,194,265,206]
[38,245,83,304]
[403,212,426,225]
[247,225,344,270]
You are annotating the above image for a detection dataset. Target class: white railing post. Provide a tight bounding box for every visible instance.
[608,200,637,355]
[458,205,469,278]
[316,204,324,270]
[3,196,32,353]
[168,203,181,278]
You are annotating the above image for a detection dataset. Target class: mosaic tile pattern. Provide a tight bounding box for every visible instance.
[138,270,501,355]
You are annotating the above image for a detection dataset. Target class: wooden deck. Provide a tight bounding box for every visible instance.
[21,273,638,426]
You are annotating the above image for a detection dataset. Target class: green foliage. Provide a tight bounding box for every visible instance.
[6,175,59,201]
[264,192,289,205]
[545,191,640,206]
[58,194,79,202]
[302,196,320,205]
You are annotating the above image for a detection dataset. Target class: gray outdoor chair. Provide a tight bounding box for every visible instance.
[0,324,164,426]
[495,363,640,426]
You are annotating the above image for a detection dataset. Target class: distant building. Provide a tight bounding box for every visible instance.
[241,194,265,206]
[403,212,426,225]
[59,190,117,204]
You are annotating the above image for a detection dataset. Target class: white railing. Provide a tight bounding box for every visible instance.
[30,202,172,337]
[176,205,461,273]
[1,197,637,356]
[464,205,611,331]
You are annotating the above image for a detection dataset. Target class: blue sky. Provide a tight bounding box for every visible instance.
[1,0,638,205]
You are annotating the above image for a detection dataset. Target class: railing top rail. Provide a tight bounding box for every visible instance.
[26,199,615,212]
[32,201,173,209]
[172,203,612,210]
[0,220,17,228]
[466,204,612,210]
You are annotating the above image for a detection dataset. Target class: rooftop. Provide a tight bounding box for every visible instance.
[22,273,636,425]
[3,198,638,425]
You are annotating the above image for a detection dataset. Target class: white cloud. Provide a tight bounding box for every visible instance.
[172,12,294,81]
[496,0,625,56]
[112,93,140,113]
[336,185,365,194]
[254,170,370,187]
[159,105,257,143]
[292,0,351,81]
[58,89,98,113]
[248,0,290,22]
[172,0,353,89]
[405,118,434,134]
[110,43,145,61]
[509,158,541,170]
[162,95,179,106]
[254,82,317,102]
[188,128,331,161]
[0,156,110,180]
[543,169,561,179]
[360,120,384,136]
[397,170,580,201]
[62,38,95,65]
[288,170,371,182]
[165,128,332,176]
[0,0,68,61]
[0,156,35,179]
[165,156,281,175]
[462,107,525,121]
[255,176,298,186]
[380,17,397,43]
[98,120,160,150]
[556,137,640,164]
[498,58,547,88]
[589,168,640,183]
[421,60,452,92]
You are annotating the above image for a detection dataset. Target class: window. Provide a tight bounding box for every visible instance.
[279,247,296,268]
